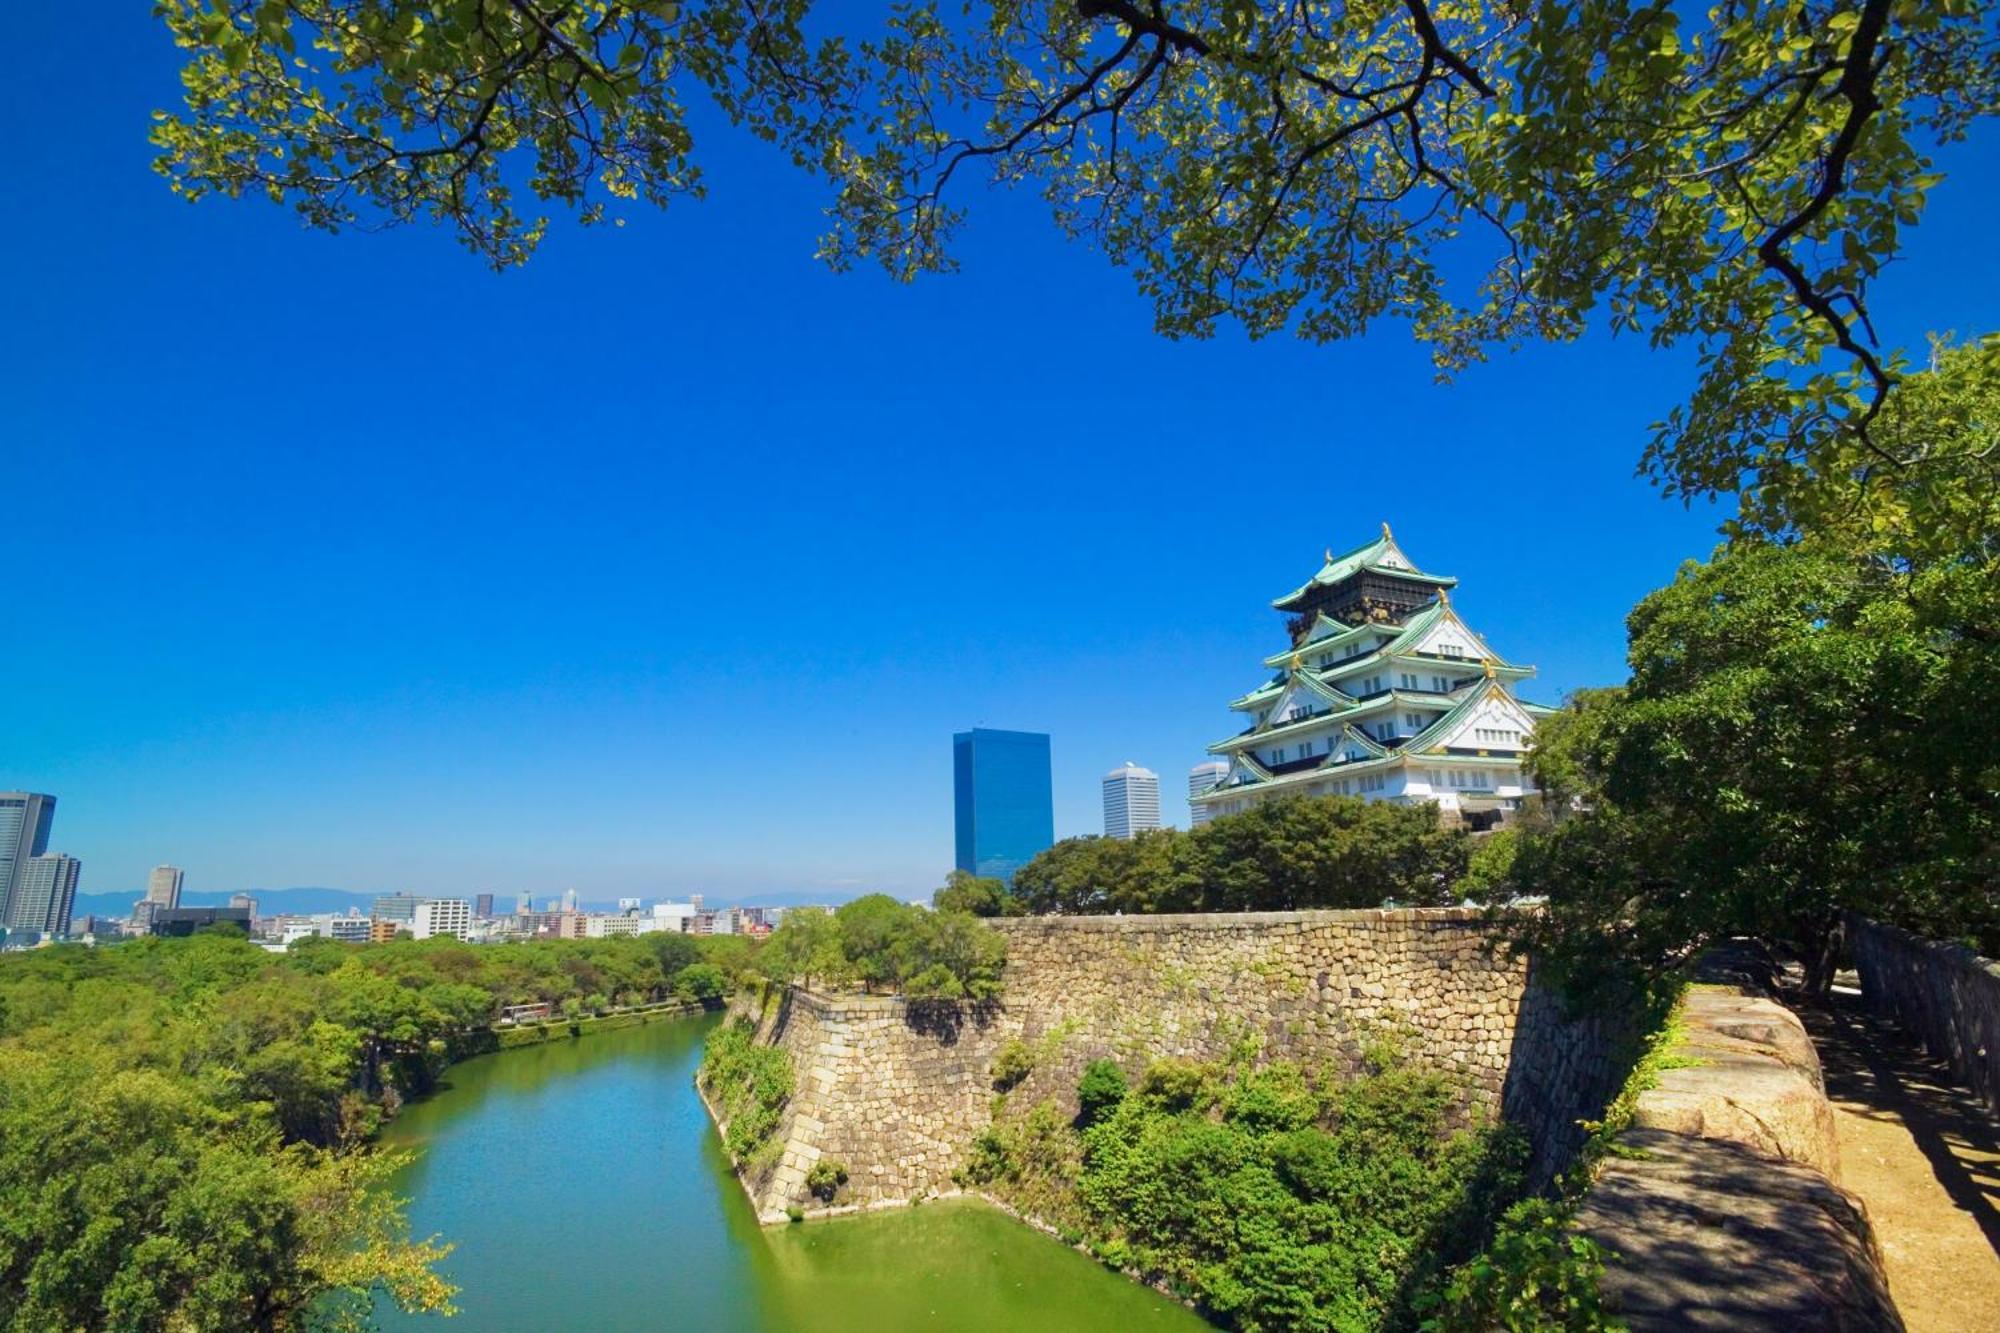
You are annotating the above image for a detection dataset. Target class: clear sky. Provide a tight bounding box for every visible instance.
[4,9,1995,902]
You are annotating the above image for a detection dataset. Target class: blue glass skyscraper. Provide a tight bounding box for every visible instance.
[953,729,1054,885]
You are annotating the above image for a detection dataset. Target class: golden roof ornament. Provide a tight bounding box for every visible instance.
[1437,586,1450,606]
[1483,659,1497,680]
[1381,520,1392,541]
[1324,547,1333,563]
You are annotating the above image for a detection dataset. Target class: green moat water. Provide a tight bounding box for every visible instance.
[374,1013,1205,1331]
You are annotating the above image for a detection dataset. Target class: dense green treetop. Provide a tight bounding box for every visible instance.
[155,1,1998,530]
[758,895,1008,998]
[1011,795,1470,915]
[934,868,1024,917]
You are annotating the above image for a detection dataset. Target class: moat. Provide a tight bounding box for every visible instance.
[372,1013,1203,1331]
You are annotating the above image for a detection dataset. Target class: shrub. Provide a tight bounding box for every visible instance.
[1075,1059,1127,1127]
[699,1018,794,1166]
[806,1159,849,1202]
[1416,1197,1614,1331]
[974,1051,1531,1331]
[958,1128,1014,1186]
[1136,1058,1208,1111]
[990,1039,1035,1092]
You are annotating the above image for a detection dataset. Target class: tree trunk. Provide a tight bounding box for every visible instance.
[1800,917,1844,996]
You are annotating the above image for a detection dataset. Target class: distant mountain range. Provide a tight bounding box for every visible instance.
[70,884,880,920]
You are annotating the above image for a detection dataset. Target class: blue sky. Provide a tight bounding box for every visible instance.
[3,10,1995,902]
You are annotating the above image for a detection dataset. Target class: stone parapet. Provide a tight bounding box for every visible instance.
[1575,985,1900,1332]
[1849,913,2000,1113]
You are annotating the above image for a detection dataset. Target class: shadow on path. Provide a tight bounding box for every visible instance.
[1795,986,2000,1330]
[1801,990,2000,1252]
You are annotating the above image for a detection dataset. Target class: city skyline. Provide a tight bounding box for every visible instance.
[6,11,1998,899]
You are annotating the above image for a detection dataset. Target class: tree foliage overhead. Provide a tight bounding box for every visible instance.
[155,1,1999,527]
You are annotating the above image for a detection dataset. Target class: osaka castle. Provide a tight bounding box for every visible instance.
[1190,525,1554,831]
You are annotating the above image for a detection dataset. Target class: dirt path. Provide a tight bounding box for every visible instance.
[1796,987,2000,1332]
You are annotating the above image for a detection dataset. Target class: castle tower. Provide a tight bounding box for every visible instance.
[1191,527,1553,830]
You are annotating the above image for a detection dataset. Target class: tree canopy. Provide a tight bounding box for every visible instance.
[1011,795,1470,914]
[933,868,1024,917]
[758,895,1008,998]
[1516,536,1997,991]
[155,1,2000,529]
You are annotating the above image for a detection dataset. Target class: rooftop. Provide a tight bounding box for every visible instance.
[1271,523,1458,611]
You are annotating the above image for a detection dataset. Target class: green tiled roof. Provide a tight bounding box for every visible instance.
[1272,527,1458,611]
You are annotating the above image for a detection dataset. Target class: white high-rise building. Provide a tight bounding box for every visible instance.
[8,853,80,936]
[1102,763,1162,839]
[1187,762,1230,826]
[145,866,185,909]
[0,794,57,926]
[412,899,471,941]
[1193,526,1550,831]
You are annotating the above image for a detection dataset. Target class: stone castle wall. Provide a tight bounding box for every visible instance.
[728,908,1631,1221]
[1850,913,2000,1112]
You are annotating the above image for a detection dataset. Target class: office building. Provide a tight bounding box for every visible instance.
[278,912,372,945]
[412,899,471,941]
[7,853,81,936]
[0,794,57,924]
[371,893,421,924]
[1193,526,1550,831]
[149,907,252,937]
[953,728,1055,885]
[1188,762,1230,826]
[474,893,495,918]
[561,888,579,914]
[1102,763,1162,839]
[645,901,698,934]
[328,913,371,942]
[229,892,258,920]
[146,865,185,908]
